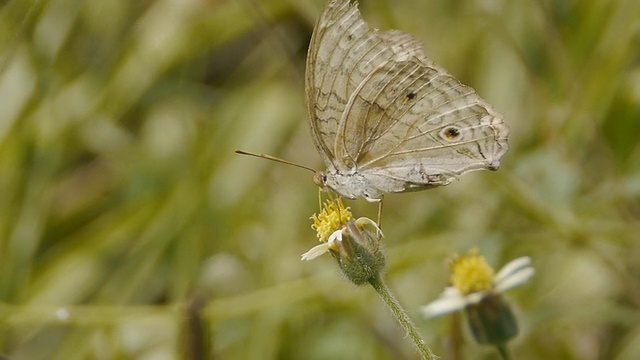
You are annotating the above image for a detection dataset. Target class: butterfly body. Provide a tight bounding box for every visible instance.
[306,0,509,201]
[322,164,454,201]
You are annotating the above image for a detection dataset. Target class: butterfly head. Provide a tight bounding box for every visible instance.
[313,171,328,189]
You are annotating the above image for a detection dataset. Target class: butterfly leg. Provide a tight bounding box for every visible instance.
[318,187,341,211]
[376,196,384,239]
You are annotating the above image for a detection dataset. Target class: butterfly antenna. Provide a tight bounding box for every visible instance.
[235,150,317,174]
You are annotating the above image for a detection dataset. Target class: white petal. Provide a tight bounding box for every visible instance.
[355,217,384,237]
[327,229,343,244]
[494,256,532,284]
[301,243,330,261]
[465,291,488,305]
[421,287,467,318]
[494,266,535,293]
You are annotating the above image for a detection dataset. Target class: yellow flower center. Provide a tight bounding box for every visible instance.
[311,198,352,242]
[449,249,495,295]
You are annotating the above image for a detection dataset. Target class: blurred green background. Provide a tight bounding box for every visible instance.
[1,0,639,359]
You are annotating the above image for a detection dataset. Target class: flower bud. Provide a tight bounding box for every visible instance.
[329,218,386,285]
[465,293,518,345]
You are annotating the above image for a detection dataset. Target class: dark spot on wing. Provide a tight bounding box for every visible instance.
[444,127,460,139]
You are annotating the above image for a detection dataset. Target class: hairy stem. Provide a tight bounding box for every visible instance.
[368,274,436,360]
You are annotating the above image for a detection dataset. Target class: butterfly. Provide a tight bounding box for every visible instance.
[238,0,508,202]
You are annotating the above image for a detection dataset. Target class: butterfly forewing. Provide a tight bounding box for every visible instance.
[306,0,400,171]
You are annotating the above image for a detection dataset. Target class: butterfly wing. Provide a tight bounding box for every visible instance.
[306,0,508,197]
[344,29,509,193]
[306,0,399,172]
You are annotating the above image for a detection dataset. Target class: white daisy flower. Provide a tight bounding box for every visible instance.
[301,197,385,285]
[421,250,534,319]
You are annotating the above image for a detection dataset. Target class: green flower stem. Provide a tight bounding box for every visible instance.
[368,274,436,360]
[497,344,510,360]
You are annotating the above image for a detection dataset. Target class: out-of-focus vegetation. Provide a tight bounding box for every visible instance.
[0,0,639,359]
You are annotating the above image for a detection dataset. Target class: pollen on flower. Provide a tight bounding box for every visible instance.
[311,198,352,242]
[449,249,495,295]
